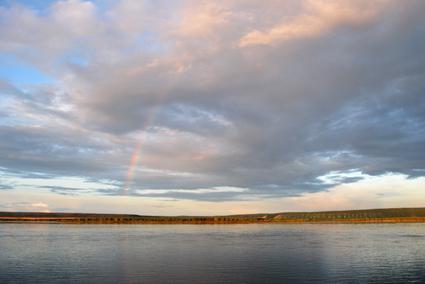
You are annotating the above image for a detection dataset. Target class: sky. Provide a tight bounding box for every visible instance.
[0,0,424,215]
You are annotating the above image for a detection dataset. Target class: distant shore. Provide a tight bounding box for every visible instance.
[1,207,425,224]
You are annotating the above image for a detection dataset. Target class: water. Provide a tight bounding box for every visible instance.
[0,224,424,283]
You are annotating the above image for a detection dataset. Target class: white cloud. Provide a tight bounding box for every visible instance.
[135,186,248,195]
[0,201,50,212]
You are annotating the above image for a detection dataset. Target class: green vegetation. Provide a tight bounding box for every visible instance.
[0,207,424,224]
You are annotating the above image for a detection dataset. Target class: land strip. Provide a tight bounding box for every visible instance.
[1,207,425,224]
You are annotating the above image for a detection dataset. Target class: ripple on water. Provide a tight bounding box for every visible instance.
[0,223,424,283]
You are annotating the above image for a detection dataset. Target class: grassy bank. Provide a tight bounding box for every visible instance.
[1,207,425,224]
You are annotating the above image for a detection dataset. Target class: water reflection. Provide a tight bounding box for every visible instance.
[0,224,424,283]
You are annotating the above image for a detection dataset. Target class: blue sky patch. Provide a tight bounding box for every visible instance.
[0,53,54,86]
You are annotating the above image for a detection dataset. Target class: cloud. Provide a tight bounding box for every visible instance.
[0,0,424,205]
[239,0,388,47]
[0,184,11,190]
[175,2,233,39]
[0,173,422,215]
[278,174,425,211]
[0,201,50,212]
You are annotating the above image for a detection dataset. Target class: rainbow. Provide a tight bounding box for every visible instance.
[123,93,167,192]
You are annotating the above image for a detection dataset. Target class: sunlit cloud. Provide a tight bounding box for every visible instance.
[239,0,388,47]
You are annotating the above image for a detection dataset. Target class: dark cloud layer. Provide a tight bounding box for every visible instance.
[0,0,424,201]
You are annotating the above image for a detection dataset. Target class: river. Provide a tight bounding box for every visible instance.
[1,223,424,283]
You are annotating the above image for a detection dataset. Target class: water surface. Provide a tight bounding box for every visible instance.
[1,223,424,283]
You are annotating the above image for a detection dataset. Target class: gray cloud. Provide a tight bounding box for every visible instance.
[0,184,11,190]
[0,0,424,201]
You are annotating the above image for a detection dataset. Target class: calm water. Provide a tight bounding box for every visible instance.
[0,224,424,283]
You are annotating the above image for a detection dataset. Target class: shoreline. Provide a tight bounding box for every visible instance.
[1,207,424,224]
[0,218,425,225]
